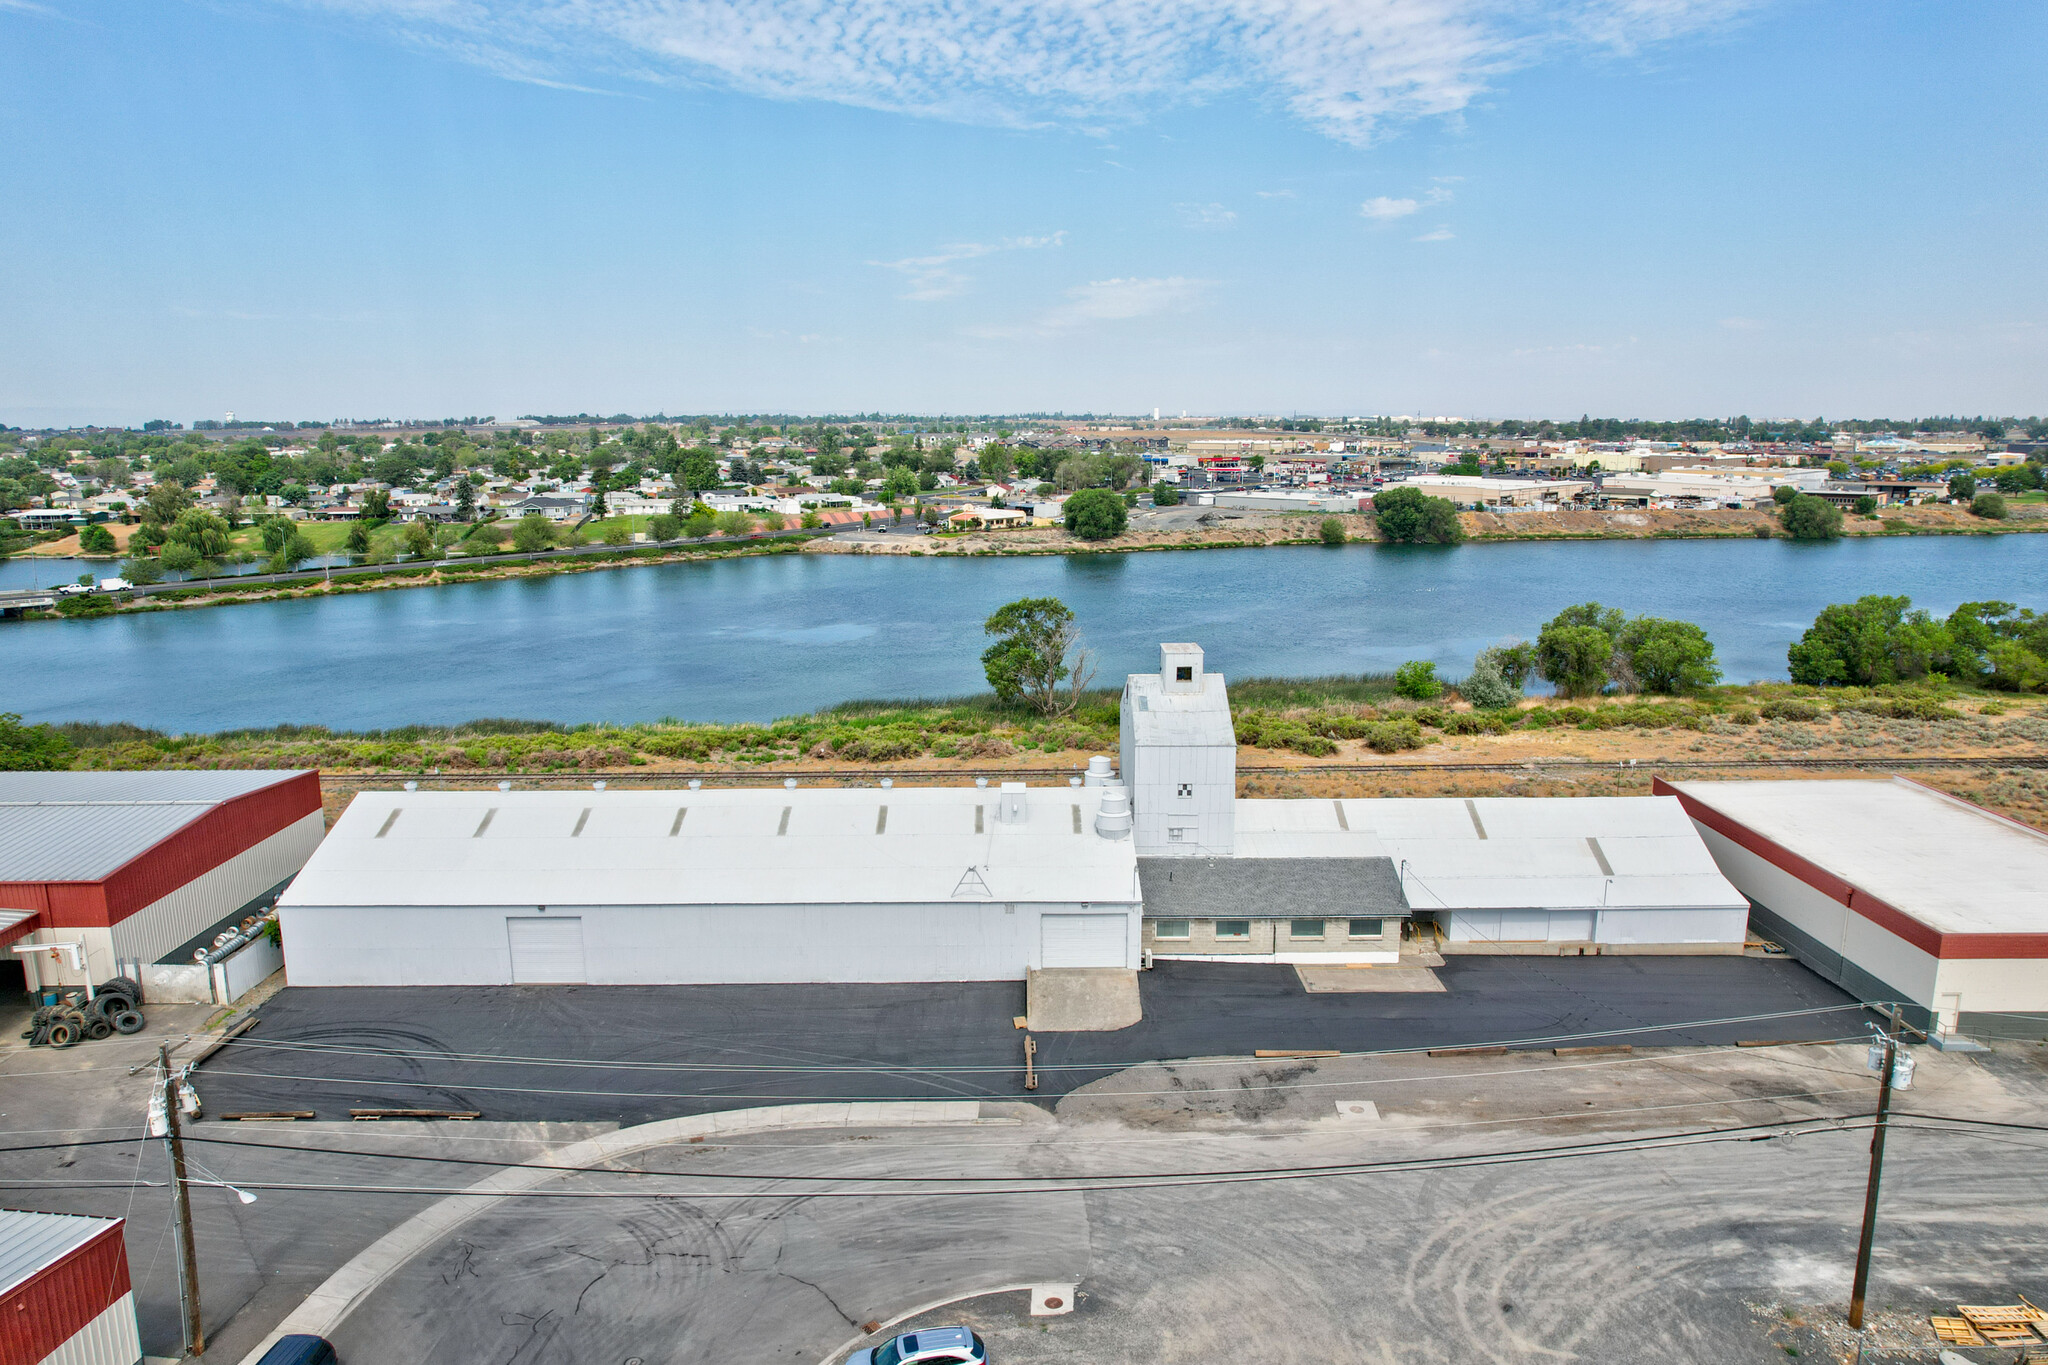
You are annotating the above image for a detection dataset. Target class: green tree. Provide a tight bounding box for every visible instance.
[345,522,372,556]
[1772,483,1800,505]
[0,713,71,771]
[682,507,716,539]
[1393,660,1442,699]
[1535,624,1615,697]
[1787,595,1951,686]
[455,481,476,521]
[1779,494,1843,541]
[1616,618,1722,694]
[1063,488,1128,540]
[403,521,437,558]
[978,445,1014,484]
[882,466,919,502]
[267,528,315,573]
[167,509,232,561]
[118,556,164,586]
[1151,482,1181,507]
[1853,495,1878,516]
[77,524,117,555]
[649,513,681,541]
[360,488,392,520]
[1370,488,1463,543]
[981,597,1093,715]
[1948,470,1978,501]
[713,509,754,537]
[1318,516,1346,546]
[1972,491,2008,519]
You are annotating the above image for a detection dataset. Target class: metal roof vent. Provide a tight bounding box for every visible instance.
[1094,783,1132,840]
[1084,755,1116,786]
[997,782,1028,824]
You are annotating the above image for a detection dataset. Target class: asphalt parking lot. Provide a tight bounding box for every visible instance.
[196,957,1862,1124]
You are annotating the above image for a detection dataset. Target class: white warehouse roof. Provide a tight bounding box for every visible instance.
[1663,777,2048,937]
[1233,796,1747,913]
[282,786,1141,910]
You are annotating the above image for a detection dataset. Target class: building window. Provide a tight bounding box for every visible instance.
[1214,919,1251,940]
[1176,782,1193,799]
[1167,826,1187,843]
[1175,666,1193,681]
[1153,919,1190,940]
[1348,918,1384,939]
[1290,919,1325,940]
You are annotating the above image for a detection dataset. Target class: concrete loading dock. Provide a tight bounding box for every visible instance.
[1660,776,2048,1041]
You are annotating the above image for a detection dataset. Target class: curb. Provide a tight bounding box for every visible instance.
[816,1284,1038,1365]
[234,1100,989,1365]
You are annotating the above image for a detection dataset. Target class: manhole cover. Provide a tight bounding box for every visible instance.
[1043,1297,1063,1310]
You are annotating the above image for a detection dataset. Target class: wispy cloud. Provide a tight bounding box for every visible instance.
[276,0,1766,145]
[871,232,1065,301]
[970,275,1211,338]
[1413,225,1455,241]
[1176,202,1237,229]
[1361,196,1421,220]
[1256,189,1297,199]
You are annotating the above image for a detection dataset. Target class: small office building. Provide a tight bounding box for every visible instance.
[1660,777,2048,1039]
[279,783,1142,985]
[0,771,325,996]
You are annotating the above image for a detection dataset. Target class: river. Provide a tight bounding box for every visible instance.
[4,537,2044,730]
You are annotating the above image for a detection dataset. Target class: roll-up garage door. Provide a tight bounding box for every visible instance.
[507,916,586,983]
[1040,913,1127,968]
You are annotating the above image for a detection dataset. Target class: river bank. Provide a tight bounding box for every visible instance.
[33,682,2048,831]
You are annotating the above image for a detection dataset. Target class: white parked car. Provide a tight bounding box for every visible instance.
[847,1326,988,1365]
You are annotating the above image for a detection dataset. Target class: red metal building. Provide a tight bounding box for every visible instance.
[0,771,325,997]
[0,1208,142,1365]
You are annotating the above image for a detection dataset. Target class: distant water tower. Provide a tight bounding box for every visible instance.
[225,411,235,424]
[1152,407,1160,421]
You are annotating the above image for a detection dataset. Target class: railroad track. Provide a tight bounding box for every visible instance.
[314,752,2048,792]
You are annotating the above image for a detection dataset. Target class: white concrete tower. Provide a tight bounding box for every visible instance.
[1119,643,1236,856]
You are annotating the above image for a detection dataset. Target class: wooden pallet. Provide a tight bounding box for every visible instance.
[1957,1304,2048,1348]
[1931,1316,1987,1346]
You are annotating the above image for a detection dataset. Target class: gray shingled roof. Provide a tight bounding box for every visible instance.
[0,771,307,882]
[1138,856,1408,918]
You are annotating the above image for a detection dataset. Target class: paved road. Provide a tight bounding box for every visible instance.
[318,1078,2048,1365]
[196,959,1864,1124]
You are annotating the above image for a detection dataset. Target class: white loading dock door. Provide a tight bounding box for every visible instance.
[507,916,587,983]
[1040,913,1128,968]
[1449,910,1594,943]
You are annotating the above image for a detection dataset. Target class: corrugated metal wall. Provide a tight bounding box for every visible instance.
[40,1293,142,1365]
[0,1221,134,1365]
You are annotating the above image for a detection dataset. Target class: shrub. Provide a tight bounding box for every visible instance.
[1393,660,1442,699]
[1459,655,1521,710]
[826,725,928,762]
[512,515,557,552]
[1948,471,1978,501]
[602,522,633,546]
[1439,711,1510,736]
[1063,488,1128,540]
[713,509,755,537]
[1853,495,1878,516]
[1371,487,1463,544]
[1759,697,1826,722]
[649,513,681,541]
[78,523,117,554]
[1318,516,1345,546]
[1152,482,1181,506]
[1972,491,2008,520]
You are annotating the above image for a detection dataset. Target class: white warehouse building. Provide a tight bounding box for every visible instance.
[275,644,1752,987]
[280,783,1142,985]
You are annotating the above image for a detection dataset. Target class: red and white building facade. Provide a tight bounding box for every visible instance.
[0,1209,143,1365]
[0,771,325,995]
[1659,776,2048,1041]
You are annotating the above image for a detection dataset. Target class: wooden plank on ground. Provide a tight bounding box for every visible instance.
[189,1016,258,1067]
[349,1108,481,1121]
[1931,1316,1986,1346]
[1554,1045,1632,1057]
[1254,1050,1340,1059]
[1429,1046,1508,1057]
[220,1111,314,1122]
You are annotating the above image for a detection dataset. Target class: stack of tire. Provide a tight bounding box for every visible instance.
[24,978,146,1048]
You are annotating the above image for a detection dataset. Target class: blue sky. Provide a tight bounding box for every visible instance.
[2,0,2043,426]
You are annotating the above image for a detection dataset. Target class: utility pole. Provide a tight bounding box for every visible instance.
[159,1043,205,1356]
[1847,1004,1902,1331]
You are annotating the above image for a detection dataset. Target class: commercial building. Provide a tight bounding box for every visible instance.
[0,1208,142,1365]
[275,646,1751,987]
[1660,777,2048,1040]
[0,772,324,998]
[280,783,1142,985]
